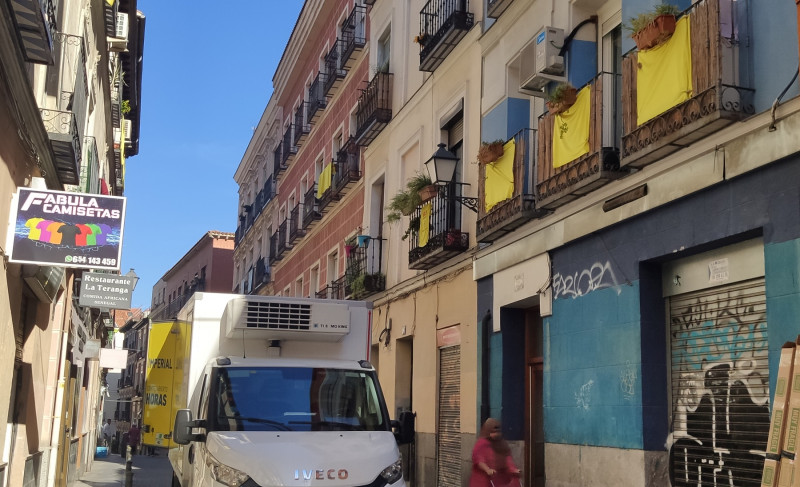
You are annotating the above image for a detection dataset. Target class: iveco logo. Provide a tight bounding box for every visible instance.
[294,469,349,480]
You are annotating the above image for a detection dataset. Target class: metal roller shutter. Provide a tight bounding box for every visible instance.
[668,277,770,487]
[437,345,461,487]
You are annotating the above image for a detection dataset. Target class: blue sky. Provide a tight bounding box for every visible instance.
[120,1,304,309]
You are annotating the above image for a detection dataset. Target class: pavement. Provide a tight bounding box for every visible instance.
[72,447,173,487]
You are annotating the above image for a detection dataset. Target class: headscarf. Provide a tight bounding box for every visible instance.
[480,418,511,470]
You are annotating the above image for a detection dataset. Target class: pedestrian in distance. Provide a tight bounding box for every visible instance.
[127,422,141,455]
[101,418,116,447]
[470,418,521,487]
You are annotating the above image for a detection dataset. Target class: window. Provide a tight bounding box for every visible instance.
[377,28,391,73]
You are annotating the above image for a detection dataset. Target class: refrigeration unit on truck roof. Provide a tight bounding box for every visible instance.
[223,295,352,341]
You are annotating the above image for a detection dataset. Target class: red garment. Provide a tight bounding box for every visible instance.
[127,426,140,446]
[469,437,519,487]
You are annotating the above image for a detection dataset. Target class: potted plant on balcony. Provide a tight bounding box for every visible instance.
[546,83,578,114]
[387,172,432,240]
[626,4,680,51]
[477,139,505,164]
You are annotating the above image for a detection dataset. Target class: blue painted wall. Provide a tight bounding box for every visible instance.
[544,154,800,449]
[567,39,597,90]
[481,97,531,143]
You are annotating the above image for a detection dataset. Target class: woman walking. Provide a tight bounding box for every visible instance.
[470,418,521,487]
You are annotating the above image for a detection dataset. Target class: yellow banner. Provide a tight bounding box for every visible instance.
[637,16,693,126]
[316,163,333,198]
[143,321,190,448]
[552,86,591,168]
[418,202,431,247]
[484,139,515,212]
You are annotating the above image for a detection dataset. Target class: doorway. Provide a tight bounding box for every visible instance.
[524,308,544,487]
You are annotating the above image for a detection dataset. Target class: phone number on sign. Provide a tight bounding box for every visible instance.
[65,256,116,266]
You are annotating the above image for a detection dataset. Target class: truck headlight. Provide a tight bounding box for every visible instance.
[206,453,255,487]
[380,458,403,484]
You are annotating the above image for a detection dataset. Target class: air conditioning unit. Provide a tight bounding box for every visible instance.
[223,296,350,342]
[123,119,132,145]
[519,26,566,96]
[115,13,129,39]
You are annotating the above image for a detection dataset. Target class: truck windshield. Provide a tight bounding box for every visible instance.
[209,367,388,432]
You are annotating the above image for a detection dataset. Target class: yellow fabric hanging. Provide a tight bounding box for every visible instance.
[484,139,516,212]
[418,202,432,247]
[316,163,332,198]
[637,16,693,126]
[552,86,591,168]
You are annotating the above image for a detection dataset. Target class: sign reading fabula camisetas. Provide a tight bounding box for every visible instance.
[7,188,126,270]
[79,272,136,309]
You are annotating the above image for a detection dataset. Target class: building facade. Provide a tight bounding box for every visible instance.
[0,0,145,485]
[233,0,800,486]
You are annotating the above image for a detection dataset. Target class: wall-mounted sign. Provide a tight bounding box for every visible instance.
[7,188,126,270]
[79,272,136,309]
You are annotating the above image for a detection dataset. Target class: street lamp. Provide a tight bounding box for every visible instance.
[423,143,479,213]
[425,143,459,184]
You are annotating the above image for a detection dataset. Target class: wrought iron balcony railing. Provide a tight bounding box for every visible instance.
[282,124,297,167]
[408,184,470,270]
[278,219,291,255]
[344,237,386,299]
[418,0,474,72]
[331,275,348,300]
[324,40,346,96]
[486,0,513,19]
[40,109,81,185]
[302,185,320,230]
[274,145,285,176]
[536,72,625,210]
[340,5,366,69]
[318,165,341,215]
[620,0,754,169]
[269,231,282,264]
[354,72,393,146]
[308,72,328,122]
[332,137,361,195]
[289,204,305,243]
[294,102,310,146]
[476,128,549,243]
[9,0,57,64]
[253,257,271,291]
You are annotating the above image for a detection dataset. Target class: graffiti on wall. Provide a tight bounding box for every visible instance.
[575,379,594,411]
[552,261,623,300]
[669,287,769,487]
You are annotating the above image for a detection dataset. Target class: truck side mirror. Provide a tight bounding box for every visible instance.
[173,409,205,445]
[392,410,415,445]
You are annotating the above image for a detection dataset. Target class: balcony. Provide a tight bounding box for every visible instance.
[345,238,386,299]
[269,231,283,264]
[79,136,100,193]
[308,72,328,123]
[318,163,341,215]
[253,257,271,292]
[340,5,366,69]
[289,204,305,243]
[621,0,754,168]
[408,185,470,270]
[418,0,474,72]
[354,72,393,146]
[486,0,513,19]
[476,129,549,243]
[302,185,321,230]
[40,109,81,185]
[281,124,296,167]
[324,40,346,96]
[278,219,291,255]
[331,275,348,300]
[274,145,285,177]
[293,103,310,146]
[536,72,625,210]
[332,137,361,195]
[8,0,57,64]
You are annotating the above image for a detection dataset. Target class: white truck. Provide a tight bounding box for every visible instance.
[169,292,414,487]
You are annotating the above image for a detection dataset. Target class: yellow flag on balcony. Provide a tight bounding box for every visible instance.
[316,163,333,198]
[484,139,515,212]
[418,202,432,247]
[637,16,693,126]
[552,86,591,169]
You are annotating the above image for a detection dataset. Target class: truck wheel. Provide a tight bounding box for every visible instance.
[171,471,181,487]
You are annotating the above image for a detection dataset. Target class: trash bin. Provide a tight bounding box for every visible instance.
[95,446,108,458]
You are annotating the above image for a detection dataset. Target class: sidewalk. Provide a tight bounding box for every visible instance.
[73,448,173,487]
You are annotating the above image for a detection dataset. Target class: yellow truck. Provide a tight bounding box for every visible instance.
[142,320,190,448]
